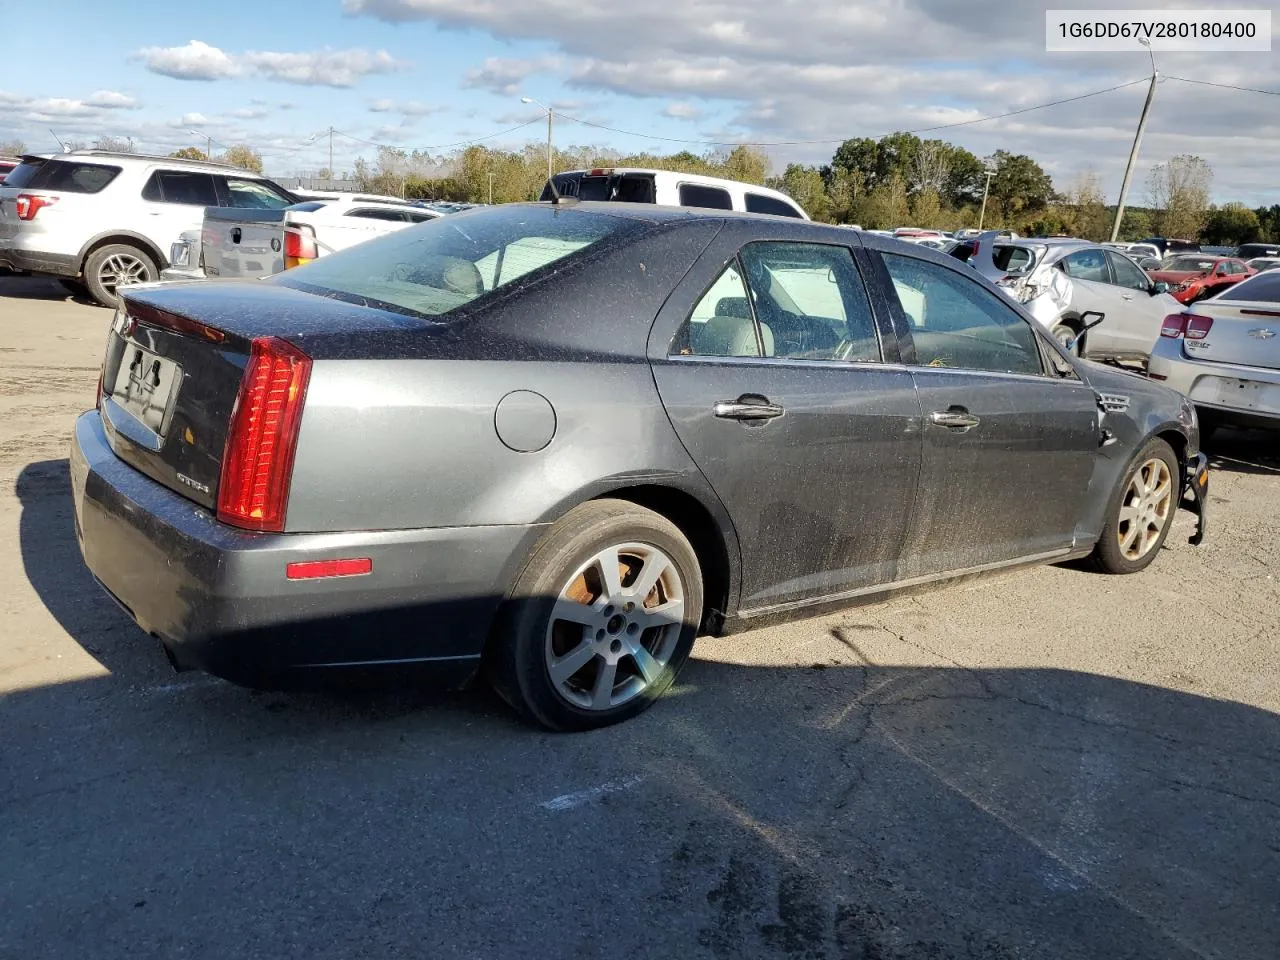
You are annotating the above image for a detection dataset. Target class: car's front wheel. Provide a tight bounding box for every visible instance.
[84,244,157,308]
[488,499,703,731]
[1091,437,1179,574]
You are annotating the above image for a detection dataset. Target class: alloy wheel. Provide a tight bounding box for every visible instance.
[543,542,685,711]
[1117,458,1173,560]
[97,253,149,295]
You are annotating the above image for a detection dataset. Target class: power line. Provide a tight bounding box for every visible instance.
[330,118,543,153]
[551,78,1151,147]
[1165,75,1280,97]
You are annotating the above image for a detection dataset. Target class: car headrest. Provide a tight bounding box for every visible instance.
[695,315,774,357]
[715,296,751,319]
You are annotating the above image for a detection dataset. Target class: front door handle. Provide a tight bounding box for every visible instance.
[714,398,784,421]
[929,408,981,431]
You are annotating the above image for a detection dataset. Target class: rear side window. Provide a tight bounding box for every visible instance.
[142,171,218,206]
[21,160,120,194]
[745,193,803,218]
[1217,271,1280,302]
[678,184,732,210]
[345,208,408,221]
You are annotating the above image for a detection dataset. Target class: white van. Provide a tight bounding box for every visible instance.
[541,168,809,219]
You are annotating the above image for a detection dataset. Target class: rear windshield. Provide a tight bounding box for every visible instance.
[11,159,121,194]
[1215,271,1280,303]
[1166,256,1217,272]
[542,173,656,204]
[275,205,641,320]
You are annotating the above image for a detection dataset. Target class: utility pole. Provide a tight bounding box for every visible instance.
[978,167,996,230]
[488,171,494,205]
[1110,40,1158,242]
[206,135,213,160]
[328,126,334,183]
[546,107,553,182]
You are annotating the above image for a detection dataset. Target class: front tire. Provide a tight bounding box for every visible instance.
[1091,438,1179,574]
[487,499,703,731]
[84,244,157,308]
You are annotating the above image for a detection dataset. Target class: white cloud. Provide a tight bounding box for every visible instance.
[344,0,1280,203]
[463,56,560,95]
[662,101,704,121]
[134,40,406,88]
[135,40,241,81]
[400,100,445,117]
[369,98,395,112]
[240,48,407,87]
[180,112,209,126]
[229,106,269,119]
[86,91,140,109]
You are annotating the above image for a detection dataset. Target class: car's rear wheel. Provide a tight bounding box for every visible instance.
[488,499,703,731]
[1049,320,1080,355]
[84,244,157,308]
[1091,438,1179,574]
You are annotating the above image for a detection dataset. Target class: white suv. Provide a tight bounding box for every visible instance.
[0,151,297,306]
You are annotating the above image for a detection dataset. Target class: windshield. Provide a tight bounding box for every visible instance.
[1165,256,1217,273]
[274,205,640,319]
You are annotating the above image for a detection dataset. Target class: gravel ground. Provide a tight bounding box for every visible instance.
[2,275,1277,960]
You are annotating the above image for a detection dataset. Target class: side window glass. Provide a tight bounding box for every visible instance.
[154,171,218,206]
[1061,249,1109,283]
[881,253,1044,376]
[678,184,733,210]
[1107,252,1150,291]
[141,172,163,202]
[738,242,880,362]
[745,193,804,218]
[674,261,761,357]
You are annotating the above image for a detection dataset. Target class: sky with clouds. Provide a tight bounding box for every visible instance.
[1,0,1277,203]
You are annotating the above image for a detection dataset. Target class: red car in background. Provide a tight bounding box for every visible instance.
[0,157,19,183]
[1149,255,1255,304]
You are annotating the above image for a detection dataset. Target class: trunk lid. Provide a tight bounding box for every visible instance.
[100,282,428,510]
[200,207,287,279]
[1182,300,1280,369]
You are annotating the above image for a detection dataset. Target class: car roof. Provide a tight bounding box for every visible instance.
[558,168,799,202]
[21,150,267,177]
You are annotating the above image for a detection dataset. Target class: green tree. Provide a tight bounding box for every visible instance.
[771,164,831,221]
[218,144,264,173]
[1064,172,1110,241]
[718,145,769,186]
[941,145,985,207]
[910,188,942,228]
[1201,203,1260,246]
[861,174,910,229]
[831,137,879,187]
[168,146,208,161]
[988,151,1054,220]
[1119,208,1153,242]
[823,166,865,224]
[1146,155,1212,239]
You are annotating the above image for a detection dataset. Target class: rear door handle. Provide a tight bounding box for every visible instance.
[714,399,784,421]
[929,408,981,431]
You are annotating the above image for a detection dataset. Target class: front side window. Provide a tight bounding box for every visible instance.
[738,242,880,361]
[276,205,637,320]
[1107,251,1150,291]
[223,177,294,209]
[1061,249,1109,283]
[881,252,1044,376]
[678,184,732,210]
[745,193,804,218]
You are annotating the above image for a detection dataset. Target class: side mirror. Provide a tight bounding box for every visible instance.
[1151,281,1170,295]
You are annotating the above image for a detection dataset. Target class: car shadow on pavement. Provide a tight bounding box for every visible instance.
[1204,426,1280,478]
[10,462,1280,960]
[0,274,100,307]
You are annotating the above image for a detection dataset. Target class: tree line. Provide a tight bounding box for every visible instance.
[2,131,1274,245]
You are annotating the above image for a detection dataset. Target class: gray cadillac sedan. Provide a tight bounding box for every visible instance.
[71,202,1208,730]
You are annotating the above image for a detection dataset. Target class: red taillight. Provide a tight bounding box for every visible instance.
[217,337,312,532]
[15,193,56,221]
[1161,314,1188,338]
[283,224,317,269]
[286,558,372,580]
[1184,314,1214,340]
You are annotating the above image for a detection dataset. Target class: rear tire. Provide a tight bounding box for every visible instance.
[1091,438,1179,574]
[59,278,88,298]
[1049,320,1080,355]
[84,244,157,308]
[487,499,703,731]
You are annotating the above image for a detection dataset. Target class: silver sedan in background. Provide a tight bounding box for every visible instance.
[1148,270,1280,435]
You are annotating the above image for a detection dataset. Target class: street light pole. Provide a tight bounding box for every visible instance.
[1110,41,1159,242]
[978,167,996,230]
[521,97,554,181]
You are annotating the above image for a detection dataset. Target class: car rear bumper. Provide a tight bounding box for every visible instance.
[70,411,543,687]
[0,244,77,277]
[1148,341,1280,428]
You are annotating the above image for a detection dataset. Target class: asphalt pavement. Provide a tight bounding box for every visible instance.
[1,275,1278,960]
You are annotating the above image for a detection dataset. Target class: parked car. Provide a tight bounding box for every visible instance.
[1246,257,1280,274]
[71,202,1207,730]
[1148,269,1280,434]
[1235,242,1280,260]
[1136,256,1165,272]
[0,150,298,306]
[162,195,445,283]
[971,234,1183,361]
[0,156,19,183]
[1149,255,1255,305]
[541,168,808,219]
[1143,237,1201,258]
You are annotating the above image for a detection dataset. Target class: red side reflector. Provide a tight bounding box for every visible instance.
[286,558,372,580]
[217,336,312,532]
